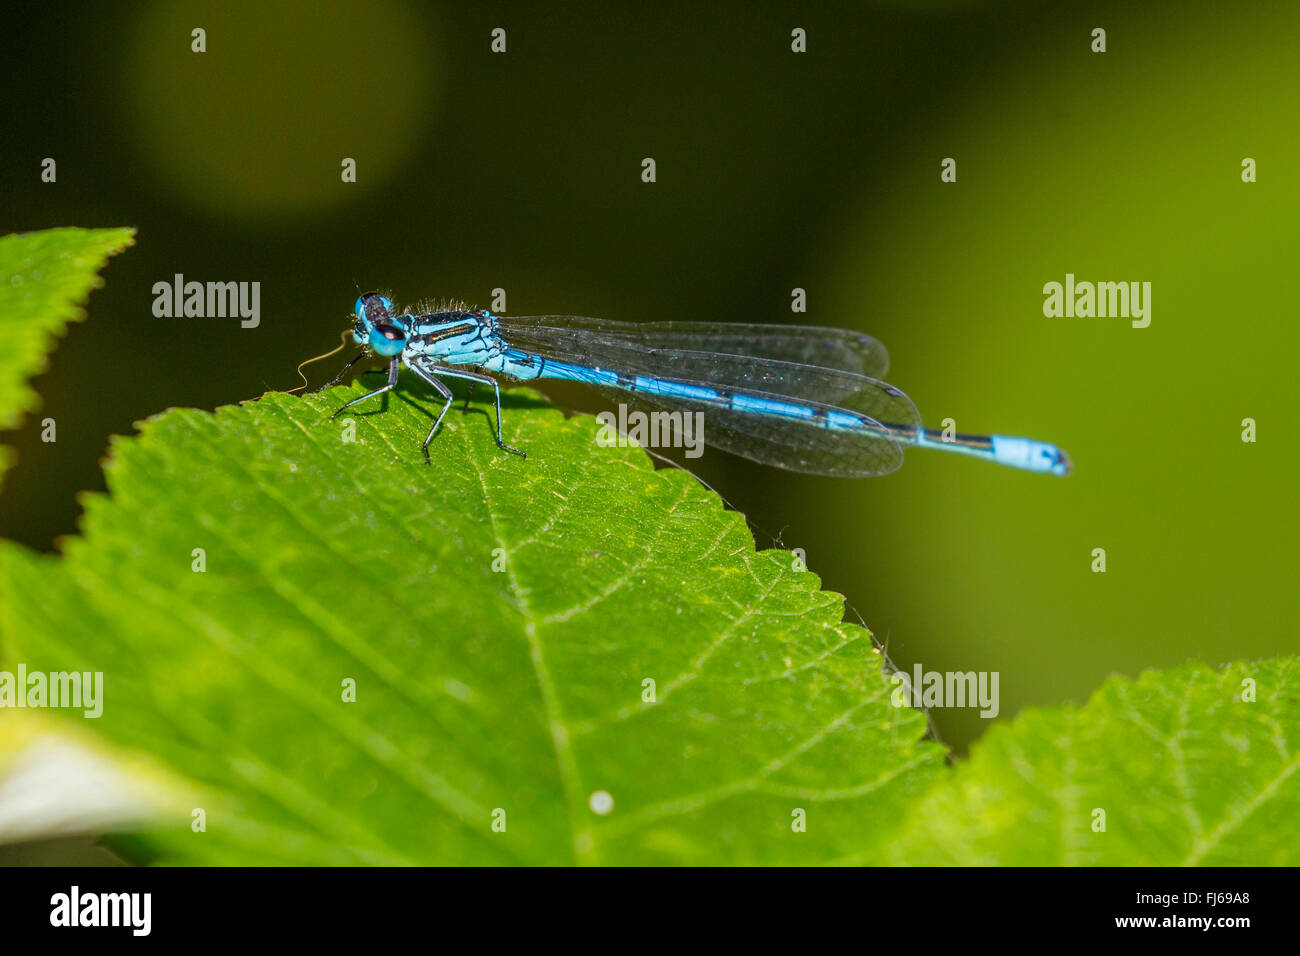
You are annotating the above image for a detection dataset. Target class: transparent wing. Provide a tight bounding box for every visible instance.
[589,381,914,477]
[493,318,919,477]
[496,316,891,378]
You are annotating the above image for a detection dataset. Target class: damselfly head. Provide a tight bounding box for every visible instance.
[352,292,408,357]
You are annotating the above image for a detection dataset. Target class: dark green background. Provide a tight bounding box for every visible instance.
[2,0,1295,758]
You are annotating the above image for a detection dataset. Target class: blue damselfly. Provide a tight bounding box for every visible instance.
[320,293,1070,478]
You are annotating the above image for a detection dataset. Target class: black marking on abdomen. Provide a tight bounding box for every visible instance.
[922,428,994,451]
[417,322,476,345]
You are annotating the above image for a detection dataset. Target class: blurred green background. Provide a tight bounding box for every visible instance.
[1,0,1295,763]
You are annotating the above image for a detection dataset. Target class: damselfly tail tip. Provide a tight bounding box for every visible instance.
[990,435,1071,476]
[1055,447,1072,477]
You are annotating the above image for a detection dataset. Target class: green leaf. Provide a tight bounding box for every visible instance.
[889,658,1300,865]
[0,379,945,864]
[0,227,136,485]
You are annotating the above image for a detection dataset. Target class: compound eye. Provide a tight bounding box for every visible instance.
[369,322,406,356]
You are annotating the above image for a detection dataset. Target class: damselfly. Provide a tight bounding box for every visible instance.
[319,293,1070,477]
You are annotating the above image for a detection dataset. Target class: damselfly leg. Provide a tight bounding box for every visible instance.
[405,365,455,463]
[410,363,526,460]
[330,358,399,418]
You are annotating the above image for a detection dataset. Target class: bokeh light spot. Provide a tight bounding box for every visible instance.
[124,0,440,220]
